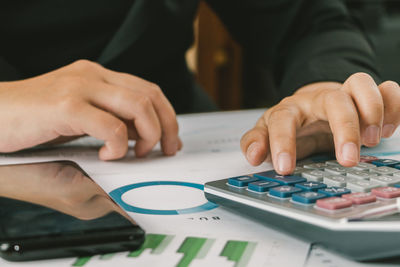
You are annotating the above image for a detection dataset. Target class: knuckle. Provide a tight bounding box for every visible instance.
[348,72,374,83]
[269,104,299,124]
[380,80,400,91]
[147,84,163,99]
[341,120,360,132]
[72,59,101,71]
[136,95,152,111]
[113,122,128,138]
[250,126,269,140]
[278,95,296,106]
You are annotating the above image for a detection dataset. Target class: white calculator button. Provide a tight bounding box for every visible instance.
[323,175,348,187]
[346,170,377,180]
[346,179,381,192]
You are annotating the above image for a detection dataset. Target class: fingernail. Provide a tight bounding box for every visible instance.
[341,142,358,164]
[277,152,292,174]
[246,142,259,163]
[364,125,380,144]
[382,124,395,138]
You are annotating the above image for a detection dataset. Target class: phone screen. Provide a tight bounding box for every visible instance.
[0,161,144,261]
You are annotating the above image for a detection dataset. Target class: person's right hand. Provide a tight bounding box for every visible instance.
[0,60,181,159]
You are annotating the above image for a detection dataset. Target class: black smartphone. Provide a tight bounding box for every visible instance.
[0,160,145,261]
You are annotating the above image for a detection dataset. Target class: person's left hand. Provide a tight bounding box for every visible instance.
[240,73,400,175]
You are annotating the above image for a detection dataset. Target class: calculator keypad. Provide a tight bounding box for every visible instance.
[226,156,400,213]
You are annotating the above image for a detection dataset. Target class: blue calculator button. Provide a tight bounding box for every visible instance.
[269,186,302,198]
[228,176,258,187]
[248,181,280,192]
[295,181,327,191]
[371,159,400,167]
[292,192,327,204]
[318,186,351,197]
[254,170,306,185]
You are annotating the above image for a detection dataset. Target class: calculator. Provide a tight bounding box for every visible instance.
[204,155,400,261]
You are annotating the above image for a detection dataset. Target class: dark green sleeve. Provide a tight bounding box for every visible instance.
[0,58,20,81]
[205,0,380,98]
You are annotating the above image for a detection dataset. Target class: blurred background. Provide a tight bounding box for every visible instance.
[186,0,400,111]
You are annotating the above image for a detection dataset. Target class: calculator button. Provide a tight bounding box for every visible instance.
[295,181,327,191]
[228,176,258,187]
[351,162,377,171]
[370,166,399,176]
[292,192,327,204]
[371,159,400,167]
[342,192,376,205]
[316,197,352,210]
[324,166,347,175]
[254,171,306,185]
[360,155,379,163]
[371,187,400,199]
[269,186,302,198]
[300,170,326,182]
[346,179,380,192]
[370,175,400,186]
[325,160,341,167]
[346,170,377,180]
[303,163,326,170]
[318,187,351,197]
[248,181,280,192]
[323,175,348,187]
[391,172,400,178]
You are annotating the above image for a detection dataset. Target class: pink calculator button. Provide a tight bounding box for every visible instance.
[360,155,379,163]
[316,197,352,210]
[371,187,400,199]
[342,192,376,205]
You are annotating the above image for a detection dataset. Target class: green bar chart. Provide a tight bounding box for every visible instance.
[220,240,257,267]
[128,233,173,257]
[72,256,91,267]
[72,234,256,267]
[176,237,215,267]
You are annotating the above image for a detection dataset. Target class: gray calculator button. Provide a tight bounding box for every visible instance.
[371,166,399,176]
[351,162,377,171]
[324,166,347,175]
[346,171,377,180]
[346,179,380,192]
[323,175,348,187]
[370,175,400,186]
[303,163,326,170]
[325,160,341,167]
[391,172,400,178]
[301,170,326,181]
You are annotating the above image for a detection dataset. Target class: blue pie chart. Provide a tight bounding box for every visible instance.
[109,181,218,215]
